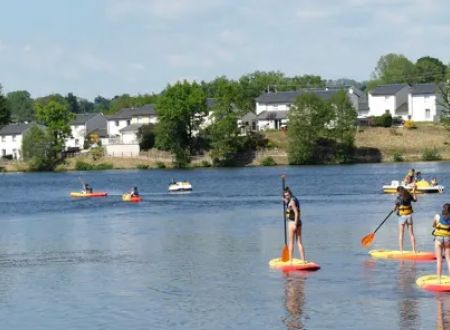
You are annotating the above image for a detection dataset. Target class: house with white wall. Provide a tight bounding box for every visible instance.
[367,84,410,118]
[0,123,41,160]
[66,113,107,150]
[253,87,366,131]
[408,83,444,122]
[105,104,157,157]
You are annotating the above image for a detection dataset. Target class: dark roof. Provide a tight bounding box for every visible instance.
[70,113,98,125]
[240,112,258,121]
[255,88,344,104]
[410,83,437,95]
[119,123,144,133]
[369,84,409,96]
[0,123,40,136]
[108,104,156,120]
[257,111,288,120]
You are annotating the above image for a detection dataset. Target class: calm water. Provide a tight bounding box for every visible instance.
[1,163,450,329]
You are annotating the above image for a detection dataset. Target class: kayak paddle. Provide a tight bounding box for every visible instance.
[361,209,395,248]
[281,175,289,261]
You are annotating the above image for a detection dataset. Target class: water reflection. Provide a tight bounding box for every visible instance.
[436,294,450,330]
[398,262,419,330]
[282,272,307,330]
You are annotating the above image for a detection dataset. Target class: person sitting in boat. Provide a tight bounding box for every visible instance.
[404,169,415,185]
[130,186,139,197]
[395,186,417,253]
[431,177,439,186]
[432,203,450,282]
[415,171,423,182]
[83,183,93,193]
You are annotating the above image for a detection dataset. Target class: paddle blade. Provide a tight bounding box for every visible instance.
[281,245,289,261]
[361,233,375,248]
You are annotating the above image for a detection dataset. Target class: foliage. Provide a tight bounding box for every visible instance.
[370,53,415,86]
[392,151,404,162]
[422,148,442,161]
[155,81,207,167]
[22,125,58,171]
[0,85,11,126]
[288,93,332,164]
[155,161,166,169]
[415,56,446,83]
[6,90,34,122]
[66,93,80,113]
[261,156,276,166]
[137,123,155,150]
[136,164,149,169]
[201,160,211,167]
[371,113,393,127]
[90,146,104,161]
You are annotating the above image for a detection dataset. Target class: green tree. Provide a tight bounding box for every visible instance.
[94,96,111,113]
[6,90,34,123]
[369,53,415,88]
[415,56,447,83]
[330,90,357,162]
[78,98,95,113]
[22,125,57,171]
[66,93,81,113]
[0,85,11,126]
[155,81,207,167]
[288,93,332,164]
[137,124,156,150]
[35,99,74,158]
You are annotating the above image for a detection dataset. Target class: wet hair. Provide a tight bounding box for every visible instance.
[284,187,293,195]
[397,186,412,199]
[443,203,450,215]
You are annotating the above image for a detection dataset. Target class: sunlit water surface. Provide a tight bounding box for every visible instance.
[1,163,450,329]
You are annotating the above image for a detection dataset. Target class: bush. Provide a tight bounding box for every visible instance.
[422,148,442,161]
[392,151,404,162]
[136,164,149,170]
[261,156,276,166]
[94,163,113,170]
[371,113,393,127]
[155,161,166,169]
[75,160,94,170]
[201,160,211,167]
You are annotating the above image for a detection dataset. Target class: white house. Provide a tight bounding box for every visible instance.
[252,87,367,131]
[408,83,444,122]
[0,123,41,160]
[367,84,410,118]
[105,104,157,157]
[66,113,107,150]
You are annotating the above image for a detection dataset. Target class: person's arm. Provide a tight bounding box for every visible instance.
[433,214,440,228]
[291,200,300,224]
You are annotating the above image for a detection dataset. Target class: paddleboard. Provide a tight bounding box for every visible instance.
[416,275,450,292]
[369,249,435,261]
[269,258,320,272]
[70,192,108,198]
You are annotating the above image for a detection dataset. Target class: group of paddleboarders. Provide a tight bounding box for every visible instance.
[82,183,139,197]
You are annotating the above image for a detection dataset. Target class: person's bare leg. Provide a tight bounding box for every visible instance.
[296,226,305,261]
[435,241,443,282]
[398,223,405,253]
[288,222,296,263]
[408,223,416,253]
[444,243,450,277]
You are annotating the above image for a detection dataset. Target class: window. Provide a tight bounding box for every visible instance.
[12,135,16,142]
[75,139,79,146]
[425,109,431,119]
[1,149,5,157]
[127,120,131,126]
[115,121,120,127]
[1,136,5,142]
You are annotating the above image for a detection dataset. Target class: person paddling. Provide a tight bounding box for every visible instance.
[130,186,139,197]
[395,186,417,253]
[83,183,93,193]
[283,187,305,261]
[432,203,450,282]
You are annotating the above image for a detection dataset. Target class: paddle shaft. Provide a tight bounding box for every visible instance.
[282,176,287,245]
[373,209,395,234]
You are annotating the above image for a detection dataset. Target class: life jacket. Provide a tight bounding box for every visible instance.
[434,216,450,237]
[396,196,413,216]
[286,197,300,220]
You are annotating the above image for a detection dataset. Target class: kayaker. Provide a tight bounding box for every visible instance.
[130,186,139,197]
[395,186,417,253]
[83,183,93,193]
[432,203,450,282]
[283,187,305,261]
[431,177,439,186]
[415,171,423,182]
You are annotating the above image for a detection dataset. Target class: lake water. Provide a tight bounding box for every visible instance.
[1,163,450,329]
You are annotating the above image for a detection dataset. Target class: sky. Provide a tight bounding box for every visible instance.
[1,0,450,100]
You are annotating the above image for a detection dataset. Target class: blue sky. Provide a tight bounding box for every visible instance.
[1,0,449,100]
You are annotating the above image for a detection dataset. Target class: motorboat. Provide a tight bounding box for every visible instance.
[382,180,444,194]
[168,181,192,192]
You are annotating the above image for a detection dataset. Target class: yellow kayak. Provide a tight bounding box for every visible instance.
[416,275,450,292]
[122,193,142,202]
[70,192,108,197]
[269,258,320,271]
[369,249,435,261]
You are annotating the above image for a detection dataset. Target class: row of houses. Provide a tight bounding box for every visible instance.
[0,82,446,160]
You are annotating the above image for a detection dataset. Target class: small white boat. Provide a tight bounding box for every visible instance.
[382,180,444,194]
[168,181,192,192]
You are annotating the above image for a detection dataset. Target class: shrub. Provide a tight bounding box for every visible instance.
[94,163,113,170]
[261,156,276,166]
[371,113,393,127]
[75,160,94,170]
[201,160,211,167]
[155,161,166,169]
[422,148,442,161]
[136,164,149,170]
[392,151,404,162]
[0,166,4,172]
